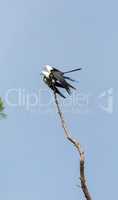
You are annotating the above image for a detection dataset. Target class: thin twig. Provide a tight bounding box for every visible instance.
[54,92,92,200]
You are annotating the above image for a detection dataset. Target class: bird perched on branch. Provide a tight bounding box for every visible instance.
[42,70,66,98]
[41,65,82,98]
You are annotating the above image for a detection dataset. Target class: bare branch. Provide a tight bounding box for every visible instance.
[54,92,92,200]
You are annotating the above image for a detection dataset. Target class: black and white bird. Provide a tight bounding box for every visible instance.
[42,70,66,98]
[41,65,82,98]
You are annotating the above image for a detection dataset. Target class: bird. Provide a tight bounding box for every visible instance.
[45,65,82,92]
[41,65,82,98]
[41,70,66,98]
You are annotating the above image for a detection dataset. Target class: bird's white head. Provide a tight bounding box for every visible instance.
[45,65,53,72]
[41,70,49,78]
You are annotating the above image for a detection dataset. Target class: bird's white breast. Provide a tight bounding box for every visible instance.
[41,70,50,78]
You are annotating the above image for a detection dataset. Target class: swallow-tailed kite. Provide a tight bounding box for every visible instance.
[41,65,82,98]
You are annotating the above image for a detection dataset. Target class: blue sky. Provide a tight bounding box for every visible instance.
[0,0,118,199]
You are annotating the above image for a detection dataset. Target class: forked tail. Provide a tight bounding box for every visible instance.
[63,68,82,74]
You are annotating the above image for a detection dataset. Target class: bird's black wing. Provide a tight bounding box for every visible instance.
[52,71,69,88]
[52,67,63,75]
[55,87,66,98]
[52,71,76,94]
[55,82,65,88]
[44,77,65,98]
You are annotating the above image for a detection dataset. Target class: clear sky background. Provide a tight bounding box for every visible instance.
[0,0,118,199]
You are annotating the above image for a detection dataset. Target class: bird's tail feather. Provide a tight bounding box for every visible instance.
[63,68,82,74]
[56,88,66,98]
[64,76,75,82]
[64,76,79,83]
[67,82,76,90]
[57,91,66,98]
